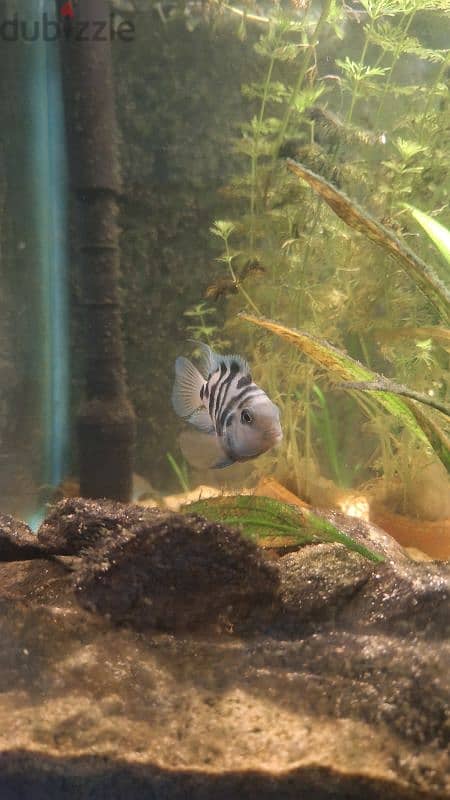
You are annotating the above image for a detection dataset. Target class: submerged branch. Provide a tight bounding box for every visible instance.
[286,159,450,323]
[339,379,450,419]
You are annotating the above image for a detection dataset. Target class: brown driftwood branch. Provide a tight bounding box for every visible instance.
[339,379,450,419]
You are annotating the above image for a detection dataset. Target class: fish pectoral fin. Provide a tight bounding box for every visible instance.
[172,357,205,419]
[211,456,235,469]
[188,409,215,434]
[179,431,234,470]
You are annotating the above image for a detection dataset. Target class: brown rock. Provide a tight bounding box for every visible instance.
[37,497,155,555]
[0,513,48,561]
[0,500,447,799]
[75,511,279,633]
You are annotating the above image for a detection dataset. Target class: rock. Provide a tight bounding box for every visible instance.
[37,497,154,555]
[0,499,448,799]
[276,508,450,638]
[75,511,279,633]
[0,513,48,561]
[404,546,435,562]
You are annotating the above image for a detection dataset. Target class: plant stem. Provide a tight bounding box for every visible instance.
[419,50,450,143]
[167,452,189,493]
[304,366,313,499]
[224,236,262,315]
[272,0,332,160]
[250,53,276,250]
[374,10,416,128]
[222,3,270,26]
[346,18,374,123]
[313,384,343,486]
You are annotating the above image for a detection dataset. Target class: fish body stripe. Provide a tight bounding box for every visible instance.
[208,362,227,420]
[212,363,231,422]
[217,384,263,435]
[237,374,252,389]
[173,344,281,468]
[202,361,263,436]
[214,361,241,429]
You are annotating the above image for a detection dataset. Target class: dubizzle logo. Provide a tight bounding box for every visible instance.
[0,1,135,42]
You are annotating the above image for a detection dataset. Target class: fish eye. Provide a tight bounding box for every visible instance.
[240,408,253,425]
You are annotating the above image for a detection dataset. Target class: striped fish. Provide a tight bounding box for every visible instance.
[172,343,282,468]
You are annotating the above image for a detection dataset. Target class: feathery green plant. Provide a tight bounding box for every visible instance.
[186,494,384,562]
[240,312,450,474]
[181,0,450,504]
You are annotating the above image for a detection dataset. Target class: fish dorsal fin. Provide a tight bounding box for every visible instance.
[196,343,249,377]
[172,357,205,419]
[222,353,250,374]
[194,342,220,377]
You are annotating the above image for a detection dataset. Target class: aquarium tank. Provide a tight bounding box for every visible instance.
[0,0,448,797]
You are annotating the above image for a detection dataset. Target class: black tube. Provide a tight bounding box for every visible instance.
[59,0,135,501]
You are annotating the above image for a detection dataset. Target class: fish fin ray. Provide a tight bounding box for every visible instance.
[190,342,250,378]
[223,353,250,373]
[172,357,204,418]
[195,342,220,377]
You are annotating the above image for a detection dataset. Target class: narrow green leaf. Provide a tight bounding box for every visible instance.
[185,495,384,563]
[240,313,450,474]
[404,204,450,267]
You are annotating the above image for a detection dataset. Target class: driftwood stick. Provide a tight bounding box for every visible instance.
[339,380,450,419]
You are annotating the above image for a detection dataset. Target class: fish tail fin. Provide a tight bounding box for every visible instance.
[172,357,204,419]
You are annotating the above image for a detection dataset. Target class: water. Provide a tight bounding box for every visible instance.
[1,1,448,529]
[0,0,448,795]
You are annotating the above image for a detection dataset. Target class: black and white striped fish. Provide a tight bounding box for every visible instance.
[172,343,282,468]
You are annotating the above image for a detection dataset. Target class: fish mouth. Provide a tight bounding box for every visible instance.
[266,428,283,446]
[234,429,283,461]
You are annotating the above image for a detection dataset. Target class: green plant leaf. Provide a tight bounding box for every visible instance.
[240,313,450,473]
[184,494,384,563]
[404,205,450,267]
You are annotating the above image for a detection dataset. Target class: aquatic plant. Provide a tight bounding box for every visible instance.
[286,160,450,323]
[404,205,450,267]
[166,452,190,493]
[186,494,384,562]
[198,0,450,502]
[240,312,450,473]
